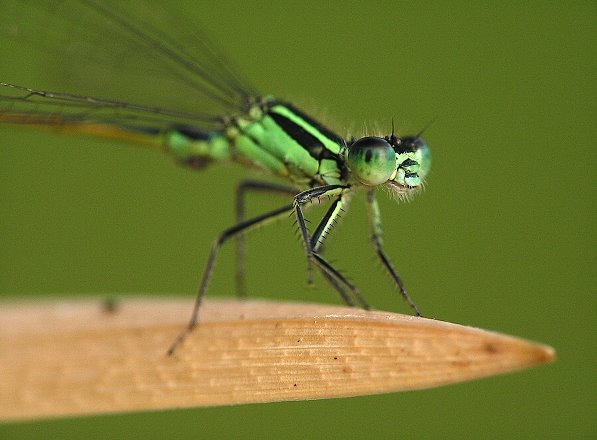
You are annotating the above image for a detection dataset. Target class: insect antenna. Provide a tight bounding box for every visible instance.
[415,116,437,139]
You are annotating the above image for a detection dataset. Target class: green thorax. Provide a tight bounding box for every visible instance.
[164,98,346,187]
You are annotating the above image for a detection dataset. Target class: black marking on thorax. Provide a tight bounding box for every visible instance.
[266,102,343,166]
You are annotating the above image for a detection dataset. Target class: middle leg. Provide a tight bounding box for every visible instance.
[235,180,297,296]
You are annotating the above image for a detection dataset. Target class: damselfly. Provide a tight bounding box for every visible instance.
[0,1,432,354]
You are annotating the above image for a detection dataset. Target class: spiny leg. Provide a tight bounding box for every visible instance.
[294,185,369,309]
[235,180,297,296]
[309,194,370,309]
[294,184,346,281]
[167,203,294,355]
[365,189,422,316]
[318,270,355,307]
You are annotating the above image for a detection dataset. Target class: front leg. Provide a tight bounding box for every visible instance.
[365,189,422,316]
[294,185,369,308]
[294,185,347,284]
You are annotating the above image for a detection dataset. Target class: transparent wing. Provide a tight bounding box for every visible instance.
[0,0,257,132]
[0,82,221,131]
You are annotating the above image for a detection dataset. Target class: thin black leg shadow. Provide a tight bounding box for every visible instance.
[365,189,422,316]
[235,180,297,297]
[294,185,370,310]
[167,203,294,355]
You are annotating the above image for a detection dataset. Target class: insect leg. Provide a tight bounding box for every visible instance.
[365,189,422,316]
[309,193,369,308]
[294,185,369,309]
[168,202,294,355]
[235,180,297,296]
[294,185,345,282]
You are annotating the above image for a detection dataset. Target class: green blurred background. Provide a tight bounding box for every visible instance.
[1,0,594,438]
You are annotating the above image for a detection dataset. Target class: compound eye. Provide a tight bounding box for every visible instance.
[347,137,396,186]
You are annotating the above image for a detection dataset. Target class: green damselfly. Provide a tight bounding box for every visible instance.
[1,1,432,354]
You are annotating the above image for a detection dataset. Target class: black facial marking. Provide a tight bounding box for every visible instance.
[400,158,418,168]
[394,136,422,154]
